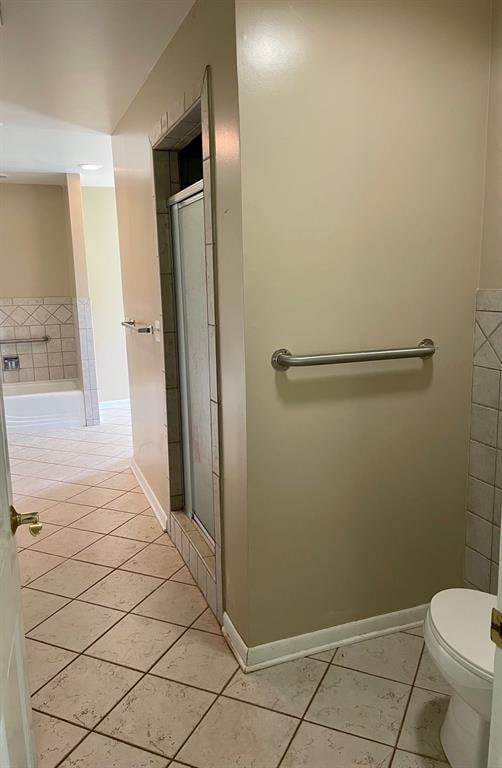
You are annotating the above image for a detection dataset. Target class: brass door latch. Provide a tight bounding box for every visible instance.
[491,608,502,650]
[10,506,43,537]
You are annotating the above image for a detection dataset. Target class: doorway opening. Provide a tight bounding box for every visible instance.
[170,180,214,541]
[151,77,222,612]
[154,105,215,546]
[0,174,130,435]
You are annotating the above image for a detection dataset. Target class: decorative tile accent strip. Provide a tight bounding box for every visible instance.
[466,289,502,594]
[0,297,77,384]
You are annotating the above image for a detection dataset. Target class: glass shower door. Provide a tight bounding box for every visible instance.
[170,181,214,539]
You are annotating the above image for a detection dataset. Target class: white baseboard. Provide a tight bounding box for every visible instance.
[223,603,428,672]
[130,459,168,531]
[99,399,130,409]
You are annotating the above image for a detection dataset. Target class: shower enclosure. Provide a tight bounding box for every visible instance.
[170,179,214,540]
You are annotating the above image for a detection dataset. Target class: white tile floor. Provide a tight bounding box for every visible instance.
[12,406,452,767]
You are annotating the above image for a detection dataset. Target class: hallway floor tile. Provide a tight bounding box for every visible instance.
[58,732,168,768]
[86,613,185,672]
[14,406,451,767]
[97,674,215,758]
[29,558,112,599]
[32,655,142,729]
[150,628,238,693]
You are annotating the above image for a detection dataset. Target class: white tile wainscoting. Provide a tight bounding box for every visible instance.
[0,297,78,384]
[0,296,100,427]
[466,289,502,593]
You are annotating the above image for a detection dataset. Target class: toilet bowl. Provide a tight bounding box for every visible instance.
[424,588,496,768]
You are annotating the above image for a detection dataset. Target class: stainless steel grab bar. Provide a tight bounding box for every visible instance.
[121,320,153,334]
[271,339,436,371]
[0,336,49,345]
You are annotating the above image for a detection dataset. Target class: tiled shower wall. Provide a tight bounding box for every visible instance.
[0,297,78,384]
[466,289,502,594]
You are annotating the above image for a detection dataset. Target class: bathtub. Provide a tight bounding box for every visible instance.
[3,379,85,430]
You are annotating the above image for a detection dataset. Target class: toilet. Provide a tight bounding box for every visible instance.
[424,588,496,768]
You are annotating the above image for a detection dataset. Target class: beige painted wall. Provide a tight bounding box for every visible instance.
[114,0,494,648]
[81,187,130,403]
[0,183,74,296]
[236,0,492,645]
[480,0,502,288]
[112,0,248,633]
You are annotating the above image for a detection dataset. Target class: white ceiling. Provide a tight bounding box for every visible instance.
[0,0,194,186]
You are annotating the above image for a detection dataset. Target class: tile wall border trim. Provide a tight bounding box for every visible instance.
[223,603,428,673]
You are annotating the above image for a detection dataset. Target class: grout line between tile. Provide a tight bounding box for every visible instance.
[48,594,212,766]
[389,643,426,765]
[274,648,340,767]
[25,540,195,632]
[21,424,223,766]
[329,659,419,688]
[22,411,446,768]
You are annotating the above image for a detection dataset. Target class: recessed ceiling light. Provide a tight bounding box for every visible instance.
[78,163,102,172]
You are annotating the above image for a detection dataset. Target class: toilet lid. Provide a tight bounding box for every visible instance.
[429,588,496,678]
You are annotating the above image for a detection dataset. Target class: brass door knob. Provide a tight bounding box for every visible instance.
[10,506,43,537]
